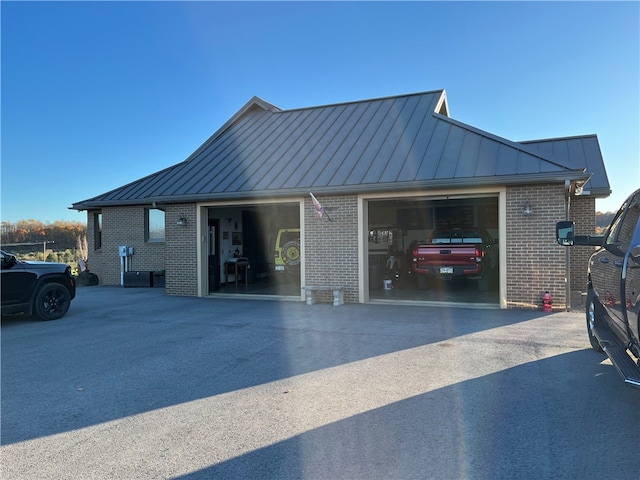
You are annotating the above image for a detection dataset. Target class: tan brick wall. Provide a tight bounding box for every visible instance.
[304,194,359,303]
[505,184,568,309]
[164,204,198,296]
[85,186,594,309]
[86,206,166,286]
[568,196,596,309]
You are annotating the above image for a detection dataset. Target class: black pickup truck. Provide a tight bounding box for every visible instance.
[556,188,640,388]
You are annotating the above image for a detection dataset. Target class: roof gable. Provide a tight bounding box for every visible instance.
[72,89,604,209]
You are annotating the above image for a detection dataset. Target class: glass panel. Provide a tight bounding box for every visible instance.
[94,212,102,250]
[147,209,165,242]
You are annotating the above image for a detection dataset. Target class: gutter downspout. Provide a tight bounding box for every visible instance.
[564,180,571,311]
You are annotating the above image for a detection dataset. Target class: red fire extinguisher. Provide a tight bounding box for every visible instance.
[542,291,553,312]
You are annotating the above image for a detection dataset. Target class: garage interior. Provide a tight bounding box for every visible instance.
[206,203,301,297]
[367,196,500,305]
[205,196,499,306]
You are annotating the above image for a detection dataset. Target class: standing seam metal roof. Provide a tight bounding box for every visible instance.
[72,89,607,209]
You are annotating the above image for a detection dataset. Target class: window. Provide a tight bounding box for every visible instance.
[146,208,165,242]
[94,212,102,250]
[606,195,637,245]
[617,193,640,247]
[604,192,640,254]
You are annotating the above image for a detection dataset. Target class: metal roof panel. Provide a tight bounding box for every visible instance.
[72,90,608,209]
[475,138,499,177]
[435,125,465,179]
[379,94,432,183]
[413,118,450,181]
[455,131,482,178]
[521,135,610,195]
[495,143,519,176]
[358,96,416,184]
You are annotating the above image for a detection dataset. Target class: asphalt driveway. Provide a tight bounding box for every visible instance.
[1,286,639,479]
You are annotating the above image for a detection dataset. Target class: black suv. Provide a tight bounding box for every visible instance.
[1,250,76,320]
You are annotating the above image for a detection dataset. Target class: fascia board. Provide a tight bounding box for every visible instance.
[71,170,591,209]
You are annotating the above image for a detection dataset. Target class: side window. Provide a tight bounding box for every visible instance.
[146,208,165,242]
[617,194,640,247]
[605,193,640,250]
[94,212,102,250]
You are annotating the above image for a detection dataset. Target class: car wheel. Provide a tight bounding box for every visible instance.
[586,289,603,352]
[34,283,71,321]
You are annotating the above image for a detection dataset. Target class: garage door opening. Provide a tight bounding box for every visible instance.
[205,203,301,297]
[367,196,499,305]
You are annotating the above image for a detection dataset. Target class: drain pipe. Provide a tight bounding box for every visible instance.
[564,180,571,311]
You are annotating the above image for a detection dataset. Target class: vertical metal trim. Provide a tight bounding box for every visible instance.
[358,195,367,304]
[498,188,508,309]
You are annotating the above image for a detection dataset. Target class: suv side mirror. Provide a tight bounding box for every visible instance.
[1,253,18,269]
[556,221,575,246]
[556,221,605,247]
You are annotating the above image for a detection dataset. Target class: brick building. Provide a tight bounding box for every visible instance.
[72,90,610,310]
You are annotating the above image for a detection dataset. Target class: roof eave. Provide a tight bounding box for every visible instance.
[70,171,592,210]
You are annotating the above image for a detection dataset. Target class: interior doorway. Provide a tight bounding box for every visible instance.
[207,218,220,292]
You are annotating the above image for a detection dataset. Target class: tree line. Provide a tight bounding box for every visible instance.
[595,211,615,235]
[1,219,87,250]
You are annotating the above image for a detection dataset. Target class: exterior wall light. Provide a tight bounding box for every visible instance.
[176,216,187,226]
[522,202,533,216]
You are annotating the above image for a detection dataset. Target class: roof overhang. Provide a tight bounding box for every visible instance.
[71,170,593,210]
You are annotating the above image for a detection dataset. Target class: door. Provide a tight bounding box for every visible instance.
[1,253,33,306]
[208,218,220,292]
[591,192,640,336]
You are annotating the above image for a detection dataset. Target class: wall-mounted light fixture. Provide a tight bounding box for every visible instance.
[176,216,187,226]
[522,202,533,216]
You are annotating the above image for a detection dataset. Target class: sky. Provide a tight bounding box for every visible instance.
[1,1,638,224]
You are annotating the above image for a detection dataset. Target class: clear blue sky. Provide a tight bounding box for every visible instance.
[2,1,638,223]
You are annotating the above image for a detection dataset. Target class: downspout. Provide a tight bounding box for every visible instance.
[564,180,571,311]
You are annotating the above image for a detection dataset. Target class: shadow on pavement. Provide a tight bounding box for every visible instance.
[177,349,640,480]
[2,286,551,445]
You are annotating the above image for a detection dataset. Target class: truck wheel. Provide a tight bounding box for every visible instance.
[34,283,71,321]
[586,290,603,352]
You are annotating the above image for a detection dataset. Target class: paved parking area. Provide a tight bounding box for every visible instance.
[2,286,639,479]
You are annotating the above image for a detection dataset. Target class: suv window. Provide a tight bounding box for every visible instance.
[1,251,16,269]
[605,192,640,251]
[280,231,298,245]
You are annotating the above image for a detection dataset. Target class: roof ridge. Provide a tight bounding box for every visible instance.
[177,96,280,167]
[519,133,598,144]
[279,89,446,113]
